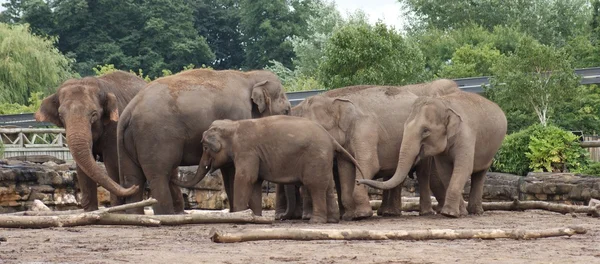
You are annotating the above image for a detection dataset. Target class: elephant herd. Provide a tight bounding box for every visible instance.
[35,69,507,223]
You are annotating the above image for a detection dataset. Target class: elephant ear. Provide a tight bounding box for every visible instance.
[251,80,271,114]
[332,98,356,132]
[102,92,119,124]
[35,94,63,127]
[445,107,463,139]
[203,133,222,152]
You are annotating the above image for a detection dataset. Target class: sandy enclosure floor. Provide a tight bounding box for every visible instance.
[0,210,599,264]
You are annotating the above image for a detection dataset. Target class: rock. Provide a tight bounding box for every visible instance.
[30,199,51,211]
[7,155,66,164]
[54,189,78,205]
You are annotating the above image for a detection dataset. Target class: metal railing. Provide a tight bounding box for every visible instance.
[0,128,71,161]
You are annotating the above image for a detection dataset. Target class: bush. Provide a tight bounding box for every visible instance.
[581,162,600,176]
[492,124,590,175]
[492,124,544,175]
[525,125,590,173]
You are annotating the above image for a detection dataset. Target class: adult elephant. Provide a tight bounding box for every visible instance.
[118,69,291,215]
[35,71,146,211]
[288,79,460,220]
[358,91,507,217]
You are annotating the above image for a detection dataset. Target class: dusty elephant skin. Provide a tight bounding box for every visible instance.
[118,69,291,215]
[358,91,508,218]
[34,71,146,211]
[287,79,461,220]
[198,116,365,223]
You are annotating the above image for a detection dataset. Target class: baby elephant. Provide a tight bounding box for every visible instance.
[199,116,363,224]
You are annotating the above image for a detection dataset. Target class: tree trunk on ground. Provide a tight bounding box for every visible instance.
[369,199,600,217]
[210,226,587,243]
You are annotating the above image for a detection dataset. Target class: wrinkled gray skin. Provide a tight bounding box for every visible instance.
[118,69,291,215]
[285,79,462,220]
[35,71,146,211]
[198,116,364,223]
[358,91,507,217]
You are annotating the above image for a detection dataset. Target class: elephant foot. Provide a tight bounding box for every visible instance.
[353,210,374,220]
[302,212,312,220]
[308,216,327,224]
[419,209,436,216]
[327,216,340,223]
[440,206,460,218]
[467,205,484,216]
[341,212,354,221]
[377,207,402,217]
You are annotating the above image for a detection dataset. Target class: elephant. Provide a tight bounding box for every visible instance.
[197,116,364,223]
[34,71,146,211]
[358,91,507,217]
[287,79,461,220]
[117,69,291,215]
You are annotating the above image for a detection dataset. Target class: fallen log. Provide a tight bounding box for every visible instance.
[0,199,157,228]
[5,198,158,216]
[151,209,273,225]
[369,199,600,217]
[210,226,587,243]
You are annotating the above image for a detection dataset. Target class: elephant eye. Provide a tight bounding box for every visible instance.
[422,128,431,138]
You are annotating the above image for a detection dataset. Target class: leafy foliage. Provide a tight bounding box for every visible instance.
[0,23,75,105]
[525,125,590,173]
[493,124,590,175]
[439,44,503,78]
[318,20,426,88]
[581,162,600,176]
[0,92,44,114]
[489,39,581,126]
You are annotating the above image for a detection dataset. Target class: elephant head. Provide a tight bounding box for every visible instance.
[35,77,138,196]
[248,71,291,117]
[198,120,238,173]
[358,97,462,190]
[292,95,357,144]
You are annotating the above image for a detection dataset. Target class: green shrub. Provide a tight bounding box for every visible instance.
[581,162,600,176]
[525,125,590,173]
[492,124,590,175]
[492,124,544,175]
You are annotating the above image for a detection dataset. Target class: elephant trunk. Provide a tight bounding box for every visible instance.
[171,165,209,188]
[357,140,420,190]
[66,121,138,197]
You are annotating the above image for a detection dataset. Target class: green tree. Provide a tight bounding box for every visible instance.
[0,23,74,104]
[240,0,312,69]
[190,0,244,69]
[318,20,426,88]
[489,39,581,127]
[438,44,503,78]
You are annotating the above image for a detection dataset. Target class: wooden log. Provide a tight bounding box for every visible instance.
[0,198,157,228]
[96,214,161,227]
[370,199,600,217]
[151,209,273,225]
[210,226,587,243]
[4,198,158,216]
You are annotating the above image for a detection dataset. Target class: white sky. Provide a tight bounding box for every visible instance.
[0,0,408,29]
[334,0,408,30]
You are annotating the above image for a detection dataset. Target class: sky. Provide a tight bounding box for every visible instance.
[0,0,409,29]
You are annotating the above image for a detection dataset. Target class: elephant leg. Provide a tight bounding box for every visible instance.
[122,162,146,215]
[220,165,235,211]
[101,152,125,208]
[169,168,185,214]
[275,184,287,220]
[304,179,328,224]
[292,185,303,219]
[249,180,263,216]
[76,166,99,212]
[415,162,435,216]
[279,184,298,219]
[467,169,487,215]
[302,186,313,220]
[336,159,357,221]
[433,157,467,216]
[429,167,446,213]
[439,155,474,218]
[326,178,340,223]
[231,159,259,212]
[348,135,379,219]
[378,186,403,217]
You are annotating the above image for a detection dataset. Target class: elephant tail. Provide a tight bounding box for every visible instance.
[331,136,365,180]
[117,98,137,186]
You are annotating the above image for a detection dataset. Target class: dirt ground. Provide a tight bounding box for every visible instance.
[0,210,598,264]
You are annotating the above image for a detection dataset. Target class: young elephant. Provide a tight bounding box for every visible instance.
[358,91,507,217]
[199,116,363,223]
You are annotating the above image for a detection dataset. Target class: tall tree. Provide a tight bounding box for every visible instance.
[190,0,244,70]
[0,23,75,104]
[239,0,312,69]
[318,20,426,88]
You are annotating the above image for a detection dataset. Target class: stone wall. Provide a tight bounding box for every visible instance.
[1,159,599,213]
